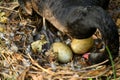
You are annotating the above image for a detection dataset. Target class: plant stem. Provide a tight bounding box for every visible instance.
[106,46,116,80]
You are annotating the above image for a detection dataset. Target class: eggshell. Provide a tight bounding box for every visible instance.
[71,37,94,54]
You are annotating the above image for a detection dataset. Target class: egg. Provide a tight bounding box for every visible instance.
[52,42,73,63]
[71,37,94,54]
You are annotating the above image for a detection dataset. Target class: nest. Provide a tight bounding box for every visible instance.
[0,0,120,80]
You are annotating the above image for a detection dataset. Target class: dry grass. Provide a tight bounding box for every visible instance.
[0,0,120,80]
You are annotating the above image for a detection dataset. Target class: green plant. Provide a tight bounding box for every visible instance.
[106,46,116,80]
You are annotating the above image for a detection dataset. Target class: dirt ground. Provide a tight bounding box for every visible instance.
[0,0,120,80]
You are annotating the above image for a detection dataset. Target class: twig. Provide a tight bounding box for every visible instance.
[27,53,55,75]
[78,58,120,79]
[0,6,18,13]
[79,59,109,71]
[78,68,110,79]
